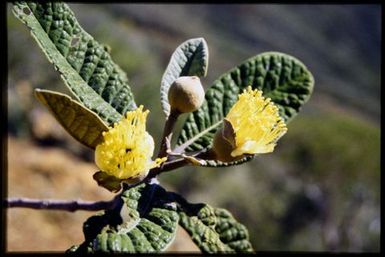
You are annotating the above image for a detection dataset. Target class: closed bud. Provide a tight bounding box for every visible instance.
[168,76,205,113]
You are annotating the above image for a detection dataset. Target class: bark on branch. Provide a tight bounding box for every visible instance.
[4,196,120,212]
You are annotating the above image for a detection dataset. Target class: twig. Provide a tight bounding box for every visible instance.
[4,195,121,212]
[3,157,191,212]
[157,108,180,158]
[3,156,189,212]
[4,110,210,213]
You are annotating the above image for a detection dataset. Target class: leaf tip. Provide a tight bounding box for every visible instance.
[34,88,48,105]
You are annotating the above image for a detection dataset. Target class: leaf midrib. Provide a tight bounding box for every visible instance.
[14,3,123,124]
[175,120,223,153]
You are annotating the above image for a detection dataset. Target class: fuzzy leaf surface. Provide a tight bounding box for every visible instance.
[176,52,314,166]
[68,183,179,253]
[160,37,209,117]
[13,2,137,125]
[178,203,254,253]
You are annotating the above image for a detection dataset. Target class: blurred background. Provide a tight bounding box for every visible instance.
[6,3,380,252]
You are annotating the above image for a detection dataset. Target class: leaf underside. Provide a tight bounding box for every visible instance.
[13,2,137,125]
[177,52,314,167]
[160,37,209,117]
[35,89,109,149]
[92,171,146,193]
[13,2,313,254]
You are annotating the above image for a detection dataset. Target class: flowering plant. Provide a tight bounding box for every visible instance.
[7,2,314,253]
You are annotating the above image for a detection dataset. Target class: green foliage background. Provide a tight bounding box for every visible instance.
[7,3,380,252]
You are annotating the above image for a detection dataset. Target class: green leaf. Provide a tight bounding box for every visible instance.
[92,171,146,193]
[69,184,253,253]
[178,203,254,253]
[34,89,108,149]
[69,183,179,254]
[176,52,314,166]
[198,154,256,168]
[12,2,137,125]
[160,38,209,117]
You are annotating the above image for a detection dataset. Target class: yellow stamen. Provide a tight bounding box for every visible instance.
[95,105,166,180]
[224,86,287,157]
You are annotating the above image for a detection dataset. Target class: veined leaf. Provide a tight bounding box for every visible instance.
[160,38,209,117]
[68,184,253,253]
[178,203,254,253]
[68,183,179,254]
[177,52,314,166]
[12,2,137,125]
[35,89,108,149]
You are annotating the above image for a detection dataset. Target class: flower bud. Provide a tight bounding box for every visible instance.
[212,119,243,162]
[168,76,205,113]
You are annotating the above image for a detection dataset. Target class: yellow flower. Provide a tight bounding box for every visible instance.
[213,86,287,162]
[95,106,166,180]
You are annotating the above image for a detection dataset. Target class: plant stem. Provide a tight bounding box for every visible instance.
[4,195,121,212]
[4,117,209,213]
[157,108,180,158]
[3,156,192,212]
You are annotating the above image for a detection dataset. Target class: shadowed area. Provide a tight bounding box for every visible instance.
[6,3,380,252]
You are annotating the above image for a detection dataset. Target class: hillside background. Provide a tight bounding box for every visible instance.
[6,3,380,252]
